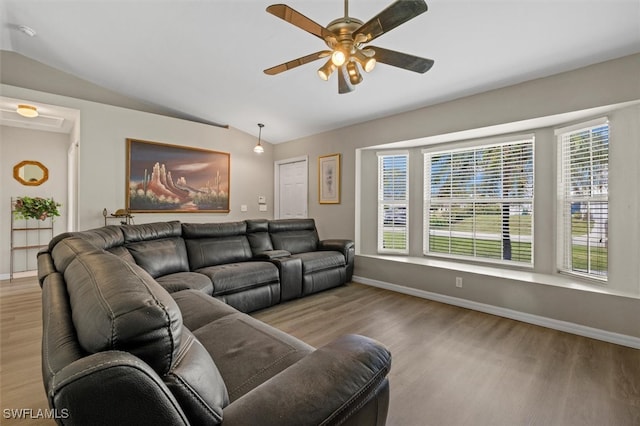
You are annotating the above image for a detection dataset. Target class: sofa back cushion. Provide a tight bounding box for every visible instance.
[126,238,190,278]
[48,226,137,271]
[269,219,319,254]
[60,237,183,375]
[79,225,126,249]
[47,225,125,251]
[245,219,274,254]
[121,221,189,278]
[182,222,253,270]
[51,234,96,274]
[121,221,183,242]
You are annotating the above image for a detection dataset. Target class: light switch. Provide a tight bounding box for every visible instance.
[240,204,248,212]
[259,205,267,212]
[258,195,266,204]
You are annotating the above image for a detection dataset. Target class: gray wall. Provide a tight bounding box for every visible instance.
[274,53,640,338]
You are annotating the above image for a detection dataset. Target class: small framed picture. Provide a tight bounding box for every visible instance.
[318,153,341,204]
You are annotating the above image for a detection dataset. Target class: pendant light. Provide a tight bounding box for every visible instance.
[253,123,265,154]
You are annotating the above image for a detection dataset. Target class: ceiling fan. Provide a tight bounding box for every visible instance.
[263,0,434,94]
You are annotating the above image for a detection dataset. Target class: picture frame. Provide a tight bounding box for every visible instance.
[126,138,230,213]
[318,153,341,204]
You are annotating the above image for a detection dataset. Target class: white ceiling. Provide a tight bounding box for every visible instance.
[1,0,639,143]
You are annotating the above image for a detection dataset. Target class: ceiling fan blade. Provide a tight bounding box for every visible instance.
[337,66,355,94]
[369,46,434,73]
[264,50,331,75]
[353,0,428,44]
[267,4,335,41]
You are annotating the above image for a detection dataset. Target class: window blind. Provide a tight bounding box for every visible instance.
[424,137,534,265]
[557,119,608,280]
[377,153,408,253]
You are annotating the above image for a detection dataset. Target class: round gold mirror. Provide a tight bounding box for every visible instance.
[13,160,49,186]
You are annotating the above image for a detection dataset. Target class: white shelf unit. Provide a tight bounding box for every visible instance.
[10,198,54,281]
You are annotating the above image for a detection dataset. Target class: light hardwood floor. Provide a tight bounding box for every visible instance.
[1,277,639,425]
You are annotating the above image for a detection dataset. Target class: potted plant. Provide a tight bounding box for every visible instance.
[13,196,61,221]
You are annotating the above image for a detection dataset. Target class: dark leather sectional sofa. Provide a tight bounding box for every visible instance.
[37,218,391,425]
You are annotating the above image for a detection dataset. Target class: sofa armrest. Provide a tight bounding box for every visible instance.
[318,239,354,255]
[49,351,190,426]
[222,334,391,426]
[319,239,355,282]
[253,250,291,260]
[37,250,56,288]
[269,256,303,301]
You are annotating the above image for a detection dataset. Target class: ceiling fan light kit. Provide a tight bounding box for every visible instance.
[264,0,434,94]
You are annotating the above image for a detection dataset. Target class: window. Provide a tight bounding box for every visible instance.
[556,118,608,280]
[424,137,534,265]
[378,153,408,253]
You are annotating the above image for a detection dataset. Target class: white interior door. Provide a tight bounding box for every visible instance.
[275,157,308,219]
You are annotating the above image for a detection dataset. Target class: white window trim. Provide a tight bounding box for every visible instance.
[555,117,609,282]
[423,136,535,266]
[377,151,409,254]
[554,117,609,137]
[422,133,535,155]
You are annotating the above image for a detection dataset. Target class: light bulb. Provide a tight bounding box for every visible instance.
[317,59,336,81]
[346,62,362,85]
[253,144,264,154]
[331,49,346,67]
[355,50,376,72]
[362,57,376,72]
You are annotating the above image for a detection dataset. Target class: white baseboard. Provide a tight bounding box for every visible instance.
[353,275,640,350]
[0,271,37,281]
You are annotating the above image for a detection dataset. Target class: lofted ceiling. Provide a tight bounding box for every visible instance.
[1,0,639,144]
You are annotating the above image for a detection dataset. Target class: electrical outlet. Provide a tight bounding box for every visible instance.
[455,277,463,288]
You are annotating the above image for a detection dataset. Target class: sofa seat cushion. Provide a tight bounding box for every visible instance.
[192,313,313,402]
[196,262,278,297]
[156,272,213,295]
[216,284,280,314]
[292,250,345,274]
[171,289,239,331]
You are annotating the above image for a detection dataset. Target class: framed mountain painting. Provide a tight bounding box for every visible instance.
[126,138,230,213]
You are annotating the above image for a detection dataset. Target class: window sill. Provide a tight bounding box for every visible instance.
[356,253,639,300]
